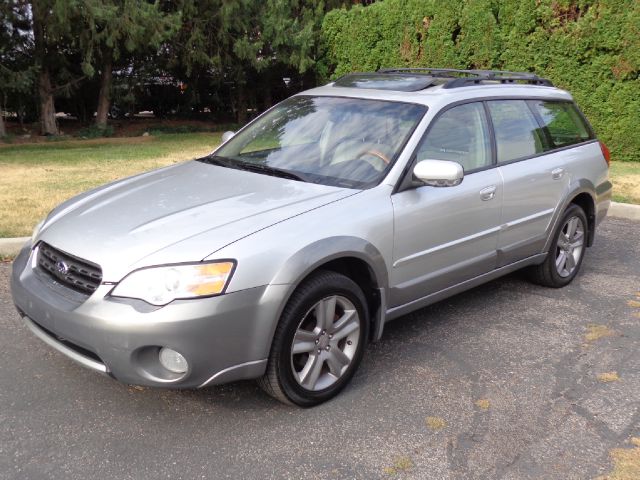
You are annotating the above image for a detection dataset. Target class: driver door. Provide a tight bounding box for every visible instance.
[390,102,503,307]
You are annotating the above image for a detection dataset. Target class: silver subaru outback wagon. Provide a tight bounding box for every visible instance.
[11,68,612,406]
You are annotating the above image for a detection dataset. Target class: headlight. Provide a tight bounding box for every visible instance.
[110,261,236,306]
[31,219,45,245]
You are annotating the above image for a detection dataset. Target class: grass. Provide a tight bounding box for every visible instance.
[598,438,640,480]
[585,324,616,343]
[610,161,640,205]
[425,416,447,431]
[0,133,221,237]
[597,372,620,383]
[383,456,414,476]
[0,135,637,237]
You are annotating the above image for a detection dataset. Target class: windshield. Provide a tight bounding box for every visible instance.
[208,96,426,188]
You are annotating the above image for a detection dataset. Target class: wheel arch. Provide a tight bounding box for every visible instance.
[544,180,597,252]
[271,236,389,343]
[569,192,596,247]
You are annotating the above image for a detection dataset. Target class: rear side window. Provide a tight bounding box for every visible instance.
[531,101,592,149]
[416,102,492,172]
[487,100,546,163]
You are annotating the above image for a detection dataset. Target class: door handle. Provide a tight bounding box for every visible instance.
[479,185,497,201]
[551,167,565,180]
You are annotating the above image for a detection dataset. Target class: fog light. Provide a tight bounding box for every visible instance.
[158,347,188,374]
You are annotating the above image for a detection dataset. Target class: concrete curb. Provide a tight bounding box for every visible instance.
[0,202,638,257]
[608,201,640,221]
[0,237,29,258]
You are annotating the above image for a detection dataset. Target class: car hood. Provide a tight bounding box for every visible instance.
[37,160,356,281]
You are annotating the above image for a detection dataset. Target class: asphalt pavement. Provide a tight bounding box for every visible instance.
[1,217,639,480]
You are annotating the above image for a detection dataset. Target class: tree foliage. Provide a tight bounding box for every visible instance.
[0,0,353,131]
[322,0,640,162]
[0,1,36,135]
[163,0,347,122]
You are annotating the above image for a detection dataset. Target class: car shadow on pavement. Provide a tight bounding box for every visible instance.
[185,272,524,408]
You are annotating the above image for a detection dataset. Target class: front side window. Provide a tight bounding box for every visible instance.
[531,100,592,149]
[210,96,426,188]
[416,102,492,172]
[487,100,546,163]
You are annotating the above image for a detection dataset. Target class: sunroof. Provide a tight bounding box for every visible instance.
[333,73,436,91]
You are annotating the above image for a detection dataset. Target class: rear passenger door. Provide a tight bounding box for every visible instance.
[489,99,572,266]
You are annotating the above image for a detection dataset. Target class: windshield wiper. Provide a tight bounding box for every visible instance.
[199,155,236,167]
[234,161,307,182]
[199,155,306,182]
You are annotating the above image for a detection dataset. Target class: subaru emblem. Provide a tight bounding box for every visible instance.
[56,260,70,275]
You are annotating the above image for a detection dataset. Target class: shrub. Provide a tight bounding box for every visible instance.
[322,0,640,161]
[77,125,115,138]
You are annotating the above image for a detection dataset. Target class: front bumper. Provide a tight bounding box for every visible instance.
[11,244,288,388]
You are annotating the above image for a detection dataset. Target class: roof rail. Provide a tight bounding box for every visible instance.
[376,68,554,88]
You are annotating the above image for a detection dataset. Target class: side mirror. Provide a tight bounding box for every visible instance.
[413,159,464,187]
[221,131,235,143]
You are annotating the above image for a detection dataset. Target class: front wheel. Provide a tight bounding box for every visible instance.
[258,270,369,407]
[528,204,588,288]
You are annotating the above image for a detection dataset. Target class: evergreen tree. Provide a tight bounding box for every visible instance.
[167,0,351,123]
[76,1,179,128]
[0,1,35,136]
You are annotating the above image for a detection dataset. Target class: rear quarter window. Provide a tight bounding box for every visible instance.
[487,100,546,163]
[530,101,593,149]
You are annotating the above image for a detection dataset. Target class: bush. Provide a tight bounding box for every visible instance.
[322,0,640,162]
[0,133,16,144]
[77,125,115,138]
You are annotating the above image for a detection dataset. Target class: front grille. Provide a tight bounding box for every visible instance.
[37,242,103,294]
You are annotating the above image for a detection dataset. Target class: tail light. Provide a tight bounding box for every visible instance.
[599,141,611,167]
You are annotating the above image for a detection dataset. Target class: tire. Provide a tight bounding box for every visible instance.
[258,270,369,407]
[528,203,588,288]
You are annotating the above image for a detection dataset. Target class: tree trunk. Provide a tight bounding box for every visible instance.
[38,69,58,135]
[262,85,272,111]
[95,53,113,129]
[0,111,6,137]
[236,84,248,124]
[32,0,58,136]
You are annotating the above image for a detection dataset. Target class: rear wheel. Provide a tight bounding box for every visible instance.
[258,270,369,406]
[528,204,587,288]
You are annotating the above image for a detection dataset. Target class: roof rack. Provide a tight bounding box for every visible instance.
[376,68,554,88]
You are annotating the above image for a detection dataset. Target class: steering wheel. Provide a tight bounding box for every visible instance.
[354,148,392,172]
[356,149,391,165]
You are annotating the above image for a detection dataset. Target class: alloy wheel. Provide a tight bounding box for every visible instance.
[290,295,361,391]
[555,215,585,278]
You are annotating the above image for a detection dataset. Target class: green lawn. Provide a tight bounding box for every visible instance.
[0,133,221,237]
[610,161,640,205]
[0,133,638,238]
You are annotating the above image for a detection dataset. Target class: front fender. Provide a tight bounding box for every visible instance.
[207,185,395,342]
[270,236,388,290]
[270,236,389,342]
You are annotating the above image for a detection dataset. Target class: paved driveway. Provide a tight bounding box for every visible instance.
[1,217,639,480]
